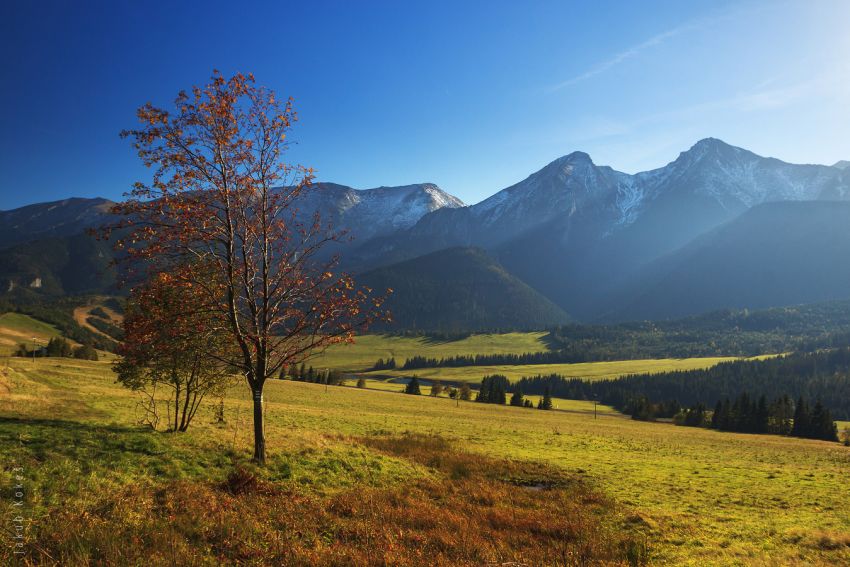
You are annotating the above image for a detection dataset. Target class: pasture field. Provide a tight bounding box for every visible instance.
[0,313,62,355]
[363,356,767,383]
[1,357,849,565]
[309,332,551,371]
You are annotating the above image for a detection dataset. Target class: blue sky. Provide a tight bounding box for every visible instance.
[1,0,848,209]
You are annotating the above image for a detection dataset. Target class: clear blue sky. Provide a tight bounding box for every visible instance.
[1,0,848,210]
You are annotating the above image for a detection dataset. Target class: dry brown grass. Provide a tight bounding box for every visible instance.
[15,434,649,566]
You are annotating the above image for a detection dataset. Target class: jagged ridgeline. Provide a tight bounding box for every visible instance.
[3,139,850,327]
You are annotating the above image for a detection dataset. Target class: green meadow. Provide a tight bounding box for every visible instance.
[363,356,764,383]
[2,352,849,565]
[309,332,772,384]
[309,332,551,371]
[0,313,62,355]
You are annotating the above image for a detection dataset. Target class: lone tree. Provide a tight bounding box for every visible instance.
[405,376,422,395]
[112,71,385,463]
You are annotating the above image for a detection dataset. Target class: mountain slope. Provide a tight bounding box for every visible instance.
[608,201,850,320]
[358,247,570,331]
[0,232,118,295]
[0,183,464,298]
[350,139,850,317]
[0,197,116,250]
[294,182,464,243]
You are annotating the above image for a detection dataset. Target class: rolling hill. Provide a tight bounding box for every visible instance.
[358,247,571,331]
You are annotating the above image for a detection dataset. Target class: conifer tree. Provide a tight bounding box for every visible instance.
[539,386,553,410]
[405,376,421,395]
[810,400,838,441]
[510,388,524,407]
[754,395,769,433]
[792,396,810,437]
[711,400,723,429]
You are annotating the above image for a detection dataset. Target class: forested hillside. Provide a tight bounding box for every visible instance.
[358,247,571,331]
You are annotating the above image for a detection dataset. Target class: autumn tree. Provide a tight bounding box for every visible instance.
[114,269,233,432]
[112,71,384,462]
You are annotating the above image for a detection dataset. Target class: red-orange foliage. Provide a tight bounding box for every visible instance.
[110,71,386,462]
[116,270,233,432]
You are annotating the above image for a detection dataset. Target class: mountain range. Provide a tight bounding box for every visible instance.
[2,138,849,329]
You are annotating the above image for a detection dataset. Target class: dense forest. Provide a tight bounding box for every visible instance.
[549,302,850,358]
[625,393,838,441]
[512,347,850,420]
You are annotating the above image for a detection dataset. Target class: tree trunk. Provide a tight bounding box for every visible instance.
[252,387,266,464]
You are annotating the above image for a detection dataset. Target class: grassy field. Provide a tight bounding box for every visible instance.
[2,357,849,565]
[363,356,766,384]
[0,313,63,355]
[309,332,551,371]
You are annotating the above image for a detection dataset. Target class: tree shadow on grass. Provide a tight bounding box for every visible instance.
[0,416,231,480]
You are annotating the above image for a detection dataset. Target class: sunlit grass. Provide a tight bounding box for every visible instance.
[0,313,62,355]
[363,355,771,383]
[309,332,551,372]
[1,356,848,565]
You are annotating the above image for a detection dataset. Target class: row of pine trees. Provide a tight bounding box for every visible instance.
[630,392,839,441]
[283,364,345,385]
[401,374,554,410]
[476,375,552,409]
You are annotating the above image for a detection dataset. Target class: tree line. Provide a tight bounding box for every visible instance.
[547,302,850,359]
[399,351,590,370]
[372,357,397,370]
[15,336,98,361]
[475,374,552,410]
[626,393,838,441]
[512,347,850,420]
[284,364,345,385]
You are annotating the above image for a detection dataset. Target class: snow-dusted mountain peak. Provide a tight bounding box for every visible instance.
[293,181,464,242]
